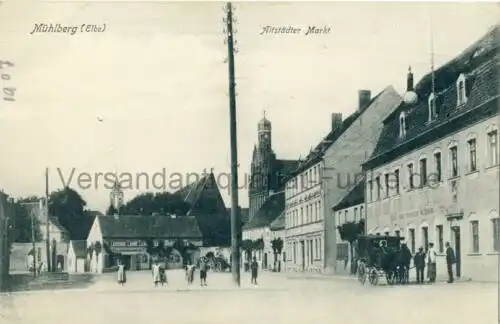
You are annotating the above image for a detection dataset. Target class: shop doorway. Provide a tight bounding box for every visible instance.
[452,227,461,277]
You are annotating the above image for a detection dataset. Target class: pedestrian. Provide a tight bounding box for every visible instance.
[199,257,207,286]
[427,242,437,283]
[414,247,426,284]
[117,260,126,286]
[159,262,167,287]
[445,242,456,283]
[251,256,259,286]
[186,262,195,285]
[399,242,412,284]
[152,260,161,287]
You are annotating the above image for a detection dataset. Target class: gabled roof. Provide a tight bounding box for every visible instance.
[243,192,285,230]
[332,181,365,212]
[365,24,500,169]
[290,87,391,176]
[49,217,70,234]
[70,240,87,258]
[228,207,250,224]
[97,215,202,239]
[174,173,212,206]
[269,211,285,231]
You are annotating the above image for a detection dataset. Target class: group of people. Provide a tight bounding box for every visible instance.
[115,257,211,287]
[115,256,261,287]
[413,241,457,284]
[375,240,457,284]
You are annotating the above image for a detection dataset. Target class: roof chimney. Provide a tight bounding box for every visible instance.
[407,66,414,92]
[331,113,343,132]
[358,90,371,111]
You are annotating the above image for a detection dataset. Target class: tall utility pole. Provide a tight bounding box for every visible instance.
[45,168,50,272]
[225,2,240,287]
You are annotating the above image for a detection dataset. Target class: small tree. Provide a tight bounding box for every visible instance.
[241,239,254,268]
[270,237,284,272]
[337,219,365,275]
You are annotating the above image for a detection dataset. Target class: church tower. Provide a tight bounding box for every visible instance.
[257,112,272,151]
[109,179,124,214]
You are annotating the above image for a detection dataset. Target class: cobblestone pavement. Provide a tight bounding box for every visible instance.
[0,270,497,324]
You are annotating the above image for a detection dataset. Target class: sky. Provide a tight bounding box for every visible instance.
[0,1,498,213]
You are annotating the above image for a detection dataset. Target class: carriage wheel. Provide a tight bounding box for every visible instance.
[369,269,379,286]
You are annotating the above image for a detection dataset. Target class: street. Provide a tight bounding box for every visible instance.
[0,270,497,324]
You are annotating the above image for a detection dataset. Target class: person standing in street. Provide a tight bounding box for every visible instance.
[414,247,426,284]
[250,257,259,286]
[445,242,456,283]
[159,262,167,287]
[199,257,207,286]
[152,260,161,287]
[185,262,195,285]
[426,242,437,283]
[117,260,126,286]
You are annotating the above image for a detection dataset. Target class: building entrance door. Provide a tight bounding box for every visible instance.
[263,253,267,269]
[452,227,461,277]
[300,241,305,271]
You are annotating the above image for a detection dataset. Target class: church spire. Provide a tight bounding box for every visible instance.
[110,178,124,214]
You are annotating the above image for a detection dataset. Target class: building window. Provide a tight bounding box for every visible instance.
[395,230,401,237]
[450,146,458,177]
[344,210,348,223]
[399,112,407,138]
[419,158,427,187]
[300,207,304,225]
[384,173,389,198]
[354,207,358,221]
[306,204,309,223]
[434,152,442,182]
[375,176,381,200]
[492,218,499,252]
[360,206,364,219]
[436,225,444,253]
[456,74,467,106]
[319,238,322,259]
[407,163,414,189]
[471,221,479,253]
[488,130,498,166]
[394,169,400,194]
[468,138,477,172]
[409,229,415,254]
[368,180,373,202]
[428,93,436,121]
[421,227,429,250]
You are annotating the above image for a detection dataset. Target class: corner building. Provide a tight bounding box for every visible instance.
[285,87,401,273]
[363,26,499,282]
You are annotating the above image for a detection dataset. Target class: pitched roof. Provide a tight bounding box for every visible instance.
[97,215,202,239]
[365,25,500,169]
[332,181,365,211]
[269,211,285,231]
[174,173,211,206]
[228,207,250,224]
[275,159,301,188]
[70,240,87,258]
[291,87,389,176]
[243,192,285,230]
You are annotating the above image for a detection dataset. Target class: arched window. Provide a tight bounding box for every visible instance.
[456,74,468,106]
[428,93,436,121]
[399,112,407,138]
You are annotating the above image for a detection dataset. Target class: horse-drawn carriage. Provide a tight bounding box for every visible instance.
[355,235,409,286]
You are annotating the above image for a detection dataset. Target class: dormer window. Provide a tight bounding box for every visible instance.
[456,74,468,106]
[399,112,407,138]
[428,93,437,122]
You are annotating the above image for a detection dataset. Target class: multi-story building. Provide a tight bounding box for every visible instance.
[285,87,402,273]
[363,25,499,282]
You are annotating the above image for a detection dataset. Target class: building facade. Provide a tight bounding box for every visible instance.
[363,26,499,282]
[285,87,402,273]
[332,181,365,273]
[86,214,203,273]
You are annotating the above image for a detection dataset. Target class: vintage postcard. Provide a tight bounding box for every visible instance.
[0,1,498,323]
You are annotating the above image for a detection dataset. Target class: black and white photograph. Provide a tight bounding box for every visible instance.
[0,1,498,323]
